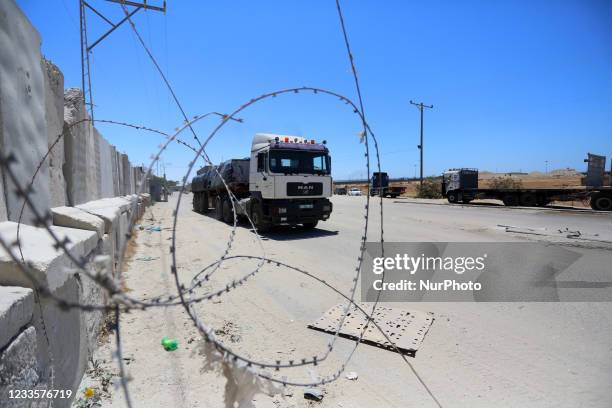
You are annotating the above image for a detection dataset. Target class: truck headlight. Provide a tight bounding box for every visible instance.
[323,205,331,212]
[278,208,287,214]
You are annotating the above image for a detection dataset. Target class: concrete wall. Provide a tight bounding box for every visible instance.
[1,49,144,214]
[43,59,67,208]
[0,1,152,406]
[0,0,50,225]
[98,134,115,198]
[63,88,106,206]
[0,194,148,407]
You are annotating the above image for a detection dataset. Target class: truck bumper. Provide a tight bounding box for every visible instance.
[263,198,332,225]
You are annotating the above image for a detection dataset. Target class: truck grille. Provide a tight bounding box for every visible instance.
[287,182,323,196]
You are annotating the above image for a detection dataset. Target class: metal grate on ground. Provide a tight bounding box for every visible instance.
[308,303,434,356]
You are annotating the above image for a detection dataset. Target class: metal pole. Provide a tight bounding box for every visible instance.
[79,1,85,98]
[420,107,424,187]
[410,100,433,188]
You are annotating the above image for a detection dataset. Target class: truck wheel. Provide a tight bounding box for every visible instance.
[447,191,459,203]
[222,197,234,223]
[520,193,537,207]
[536,196,551,207]
[591,194,612,211]
[201,192,209,213]
[251,202,270,233]
[215,196,223,220]
[303,221,318,229]
[193,193,199,213]
[502,194,519,206]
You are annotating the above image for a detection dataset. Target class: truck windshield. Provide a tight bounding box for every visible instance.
[269,150,330,175]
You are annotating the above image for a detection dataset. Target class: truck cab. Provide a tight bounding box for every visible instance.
[248,133,333,230]
[442,168,479,203]
[370,171,406,198]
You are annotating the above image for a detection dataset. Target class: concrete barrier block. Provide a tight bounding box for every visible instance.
[98,137,114,198]
[0,0,51,225]
[0,221,104,405]
[116,211,129,253]
[132,167,139,194]
[43,58,67,208]
[0,179,6,222]
[63,88,91,205]
[141,193,151,206]
[92,128,103,200]
[121,154,131,195]
[76,202,121,234]
[116,151,124,196]
[101,196,133,213]
[51,206,104,239]
[0,287,34,350]
[63,88,102,205]
[76,196,133,236]
[0,221,97,291]
[0,326,40,401]
[110,145,120,196]
[101,233,116,277]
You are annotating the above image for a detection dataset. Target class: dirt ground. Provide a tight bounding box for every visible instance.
[78,194,612,408]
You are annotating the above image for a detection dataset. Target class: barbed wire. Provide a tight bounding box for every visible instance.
[0,0,445,407]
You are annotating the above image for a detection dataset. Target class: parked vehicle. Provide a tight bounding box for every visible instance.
[334,187,347,195]
[370,172,406,198]
[348,188,362,196]
[441,154,612,211]
[191,133,333,231]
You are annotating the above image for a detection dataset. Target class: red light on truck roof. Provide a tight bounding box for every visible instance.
[310,140,315,144]
[284,137,289,142]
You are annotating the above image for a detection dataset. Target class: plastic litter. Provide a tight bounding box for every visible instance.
[304,387,324,401]
[161,336,178,351]
[136,256,159,261]
[345,371,358,380]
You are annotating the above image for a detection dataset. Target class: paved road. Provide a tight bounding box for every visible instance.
[100,194,612,408]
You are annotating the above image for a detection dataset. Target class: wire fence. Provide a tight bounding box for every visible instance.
[0,1,442,407]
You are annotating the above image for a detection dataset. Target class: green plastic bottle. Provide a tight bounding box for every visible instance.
[161,336,178,351]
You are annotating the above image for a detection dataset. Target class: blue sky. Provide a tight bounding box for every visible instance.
[18,0,612,181]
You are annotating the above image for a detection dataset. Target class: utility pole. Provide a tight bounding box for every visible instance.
[545,160,549,174]
[410,100,433,187]
[79,0,166,120]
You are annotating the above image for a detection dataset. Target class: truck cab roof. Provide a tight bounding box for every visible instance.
[252,133,327,153]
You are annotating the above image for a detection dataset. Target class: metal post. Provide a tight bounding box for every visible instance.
[79,1,85,100]
[79,0,166,122]
[410,100,433,187]
[420,107,423,187]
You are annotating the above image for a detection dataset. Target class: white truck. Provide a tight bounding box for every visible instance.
[191,133,333,231]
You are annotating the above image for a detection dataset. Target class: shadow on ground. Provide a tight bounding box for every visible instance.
[193,210,339,240]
